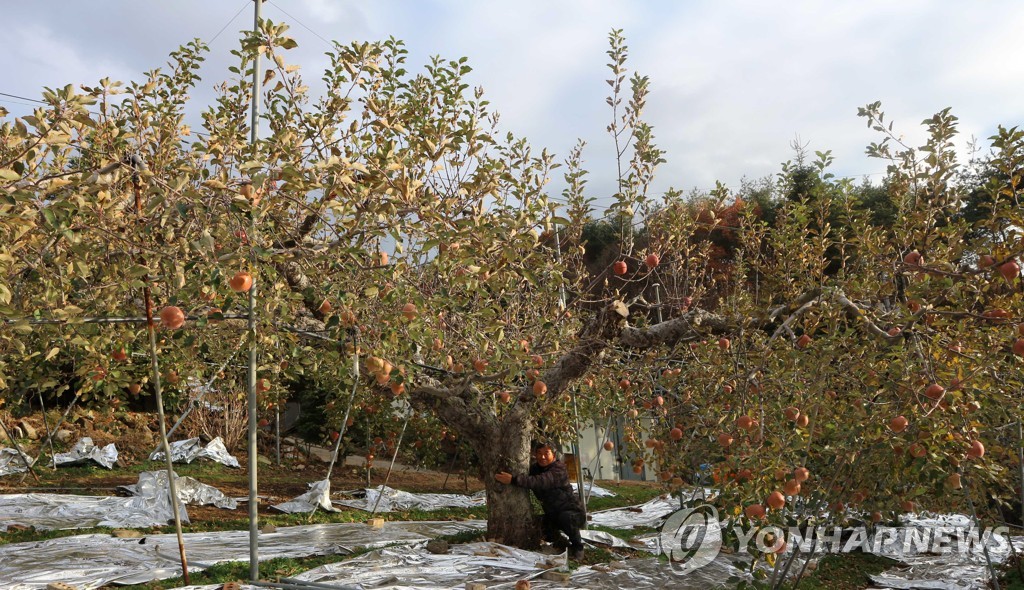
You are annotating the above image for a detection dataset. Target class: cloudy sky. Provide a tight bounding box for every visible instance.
[2,1,1023,210]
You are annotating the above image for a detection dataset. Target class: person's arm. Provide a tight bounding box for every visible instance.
[513,462,567,490]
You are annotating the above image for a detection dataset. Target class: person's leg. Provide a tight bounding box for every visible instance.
[541,512,566,547]
[557,510,584,558]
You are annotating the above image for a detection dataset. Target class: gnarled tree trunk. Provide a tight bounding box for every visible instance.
[474,405,538,548]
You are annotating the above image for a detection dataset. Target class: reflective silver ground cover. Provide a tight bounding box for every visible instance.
[864,514,1014,590]
[332,482,612,514]
[0,483,1013,590]
[572,481,616,498]
[0,520,487,589]
[169,542,755,590]
[0,446,34,476]
[149,437,240,468]
[588,494,681,529]
[53,437,118,469]
[273,478,339,513]
[334,485,487,513]
[120,470,238,510]
[0,488,185,532]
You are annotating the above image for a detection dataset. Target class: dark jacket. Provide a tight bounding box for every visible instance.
[513,460,583,516]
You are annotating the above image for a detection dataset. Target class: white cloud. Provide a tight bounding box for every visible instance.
[2,1,1022,205]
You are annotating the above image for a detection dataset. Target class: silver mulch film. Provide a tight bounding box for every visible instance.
[245,541,755,590]
[272,478,339,513]
[0,446,34,476]
[119,470,238,510]
[587,494,681,529]
[334,485,487,513]
[865,515,1015,590]
[53,437,118,469]
[572,481,616,498]
[0,520,485,589]
[149,436,240,468]
[0,489,185,532]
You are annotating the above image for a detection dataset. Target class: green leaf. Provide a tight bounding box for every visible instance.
[0,169,20,181]
[44,347,60,361]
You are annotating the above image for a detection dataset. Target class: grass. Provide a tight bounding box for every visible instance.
[586,481,666,512]
[774,552,899,590]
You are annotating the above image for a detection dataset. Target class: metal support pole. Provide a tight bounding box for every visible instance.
[36,393,56,469]
[27,393,80,474]
[570,393,587,524]
[1019,420,1023,527]
[247,0,263,582]
[132,167,189,584]
[442,447,460,491]
[653,283,663,324]
[326,333,359,481]
[275,403,281,466]
[0,418,39,482]
[962,472,1001,590]
[370,410,411,516]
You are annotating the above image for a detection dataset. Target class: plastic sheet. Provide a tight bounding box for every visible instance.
[580,529,654,552]
[0,520,485,589]
[0,489,185,532]
[572,481,616,498]
[865,517,1015,590]
[119,470,237,510]
[53,436,118,469]
[0,446,34,476]
[255,541,755,590]
[149,436,240,468]
[588,495,681,529]
[334,485,487,513]
[273,478,339,513]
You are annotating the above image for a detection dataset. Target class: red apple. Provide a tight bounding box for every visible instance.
[796,334,812,349]
[889,415,908,433]
[229,271,253,293]
[401,302,418,320]
[967,440,985,459]
[645,253,660,269]
[999,260,1020,282]
[744,504,766,520]
[603,440,614,451]
[924,383,945,401]
[612,260,628,275]
[159,306,185,329]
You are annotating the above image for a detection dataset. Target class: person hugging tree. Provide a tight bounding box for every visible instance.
[495,441,586,560]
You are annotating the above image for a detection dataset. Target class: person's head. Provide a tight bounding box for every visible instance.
[533,442,556,467]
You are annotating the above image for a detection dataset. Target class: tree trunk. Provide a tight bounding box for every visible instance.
[472,406,539,548]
